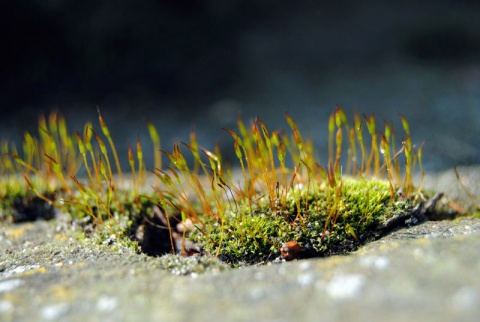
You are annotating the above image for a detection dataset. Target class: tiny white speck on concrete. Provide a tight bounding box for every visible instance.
[41,303,70,321]
[451,287,478,312]
[250,287,265,300]
[359,256,389,270]
[254,271,265,281]
[0,300,14,313]
[0,279,23,293]
[298,261,311,271]
[277,266,287,276]
[96,296,118,312]
[325,274,365,300]
[297,273,314,287]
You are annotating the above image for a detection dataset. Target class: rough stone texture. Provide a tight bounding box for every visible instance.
[1,166,479,322]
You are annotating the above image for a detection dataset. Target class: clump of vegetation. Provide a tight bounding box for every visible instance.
[153,109,425,264]
[1,107,429,265]
[0,110,161,253]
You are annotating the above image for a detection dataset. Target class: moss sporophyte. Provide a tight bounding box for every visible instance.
[1,107,434,265]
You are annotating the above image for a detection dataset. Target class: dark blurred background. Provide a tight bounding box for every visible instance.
[1,0,480,172]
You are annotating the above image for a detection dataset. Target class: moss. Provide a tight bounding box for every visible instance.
[0,108,457,268]
[189,177,416,264]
